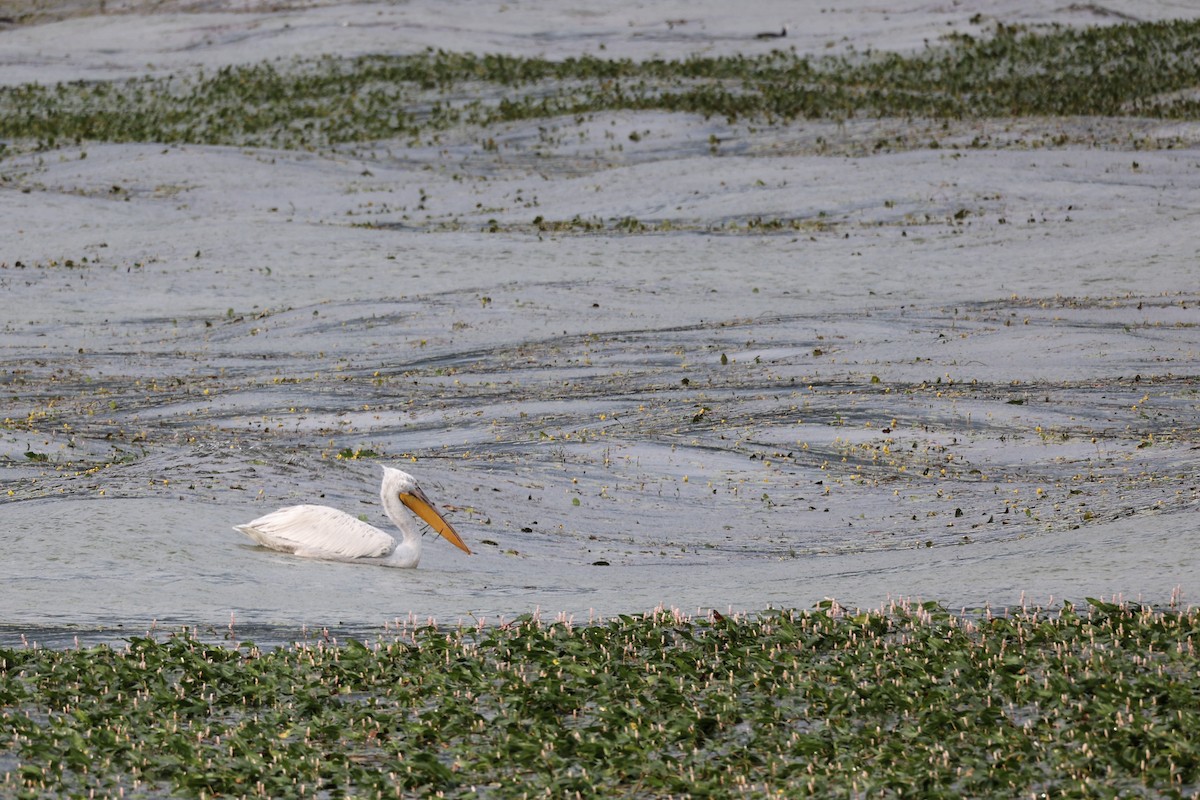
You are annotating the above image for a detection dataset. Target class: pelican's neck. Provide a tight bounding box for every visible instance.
[380,488,422,567]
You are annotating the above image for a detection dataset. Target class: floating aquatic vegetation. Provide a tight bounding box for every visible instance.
[1,600,1198,797]
[2,20,1200,151]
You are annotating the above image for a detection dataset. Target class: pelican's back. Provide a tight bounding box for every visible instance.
[235,505,395,560]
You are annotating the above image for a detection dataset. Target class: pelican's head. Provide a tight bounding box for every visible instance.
[381,466,472,555]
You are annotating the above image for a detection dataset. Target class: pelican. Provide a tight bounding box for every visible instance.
[234,466,471,567]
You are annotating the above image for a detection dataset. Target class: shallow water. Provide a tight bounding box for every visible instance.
[4,261,1196,640]
[2,1,1199,644]
[2,490,1195,648]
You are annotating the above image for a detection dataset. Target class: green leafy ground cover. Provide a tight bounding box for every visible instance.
[2,19,1200,151]
[2,601,1198,798]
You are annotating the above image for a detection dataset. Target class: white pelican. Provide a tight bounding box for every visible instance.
[234,466,471,567]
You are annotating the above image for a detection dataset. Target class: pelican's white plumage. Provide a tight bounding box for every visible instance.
[234,467,471,568]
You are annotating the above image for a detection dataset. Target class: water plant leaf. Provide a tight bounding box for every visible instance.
[2,602,1198,797]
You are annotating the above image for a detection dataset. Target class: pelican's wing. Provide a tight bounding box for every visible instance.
[234,505,395,559]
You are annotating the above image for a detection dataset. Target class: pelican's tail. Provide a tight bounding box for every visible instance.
[234,523,266,545]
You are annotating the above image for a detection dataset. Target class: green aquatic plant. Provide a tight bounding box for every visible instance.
[1,600,1198,797]
[2,19,1199,151]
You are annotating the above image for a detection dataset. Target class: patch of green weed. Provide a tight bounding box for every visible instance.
[2,20,1199,151]
[2,601,1198,797]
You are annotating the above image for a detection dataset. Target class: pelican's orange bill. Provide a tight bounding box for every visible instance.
[400,488,471,554]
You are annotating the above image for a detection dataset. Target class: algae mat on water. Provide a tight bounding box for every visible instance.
[2,601,1198,798]
[4,19,1200,152]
